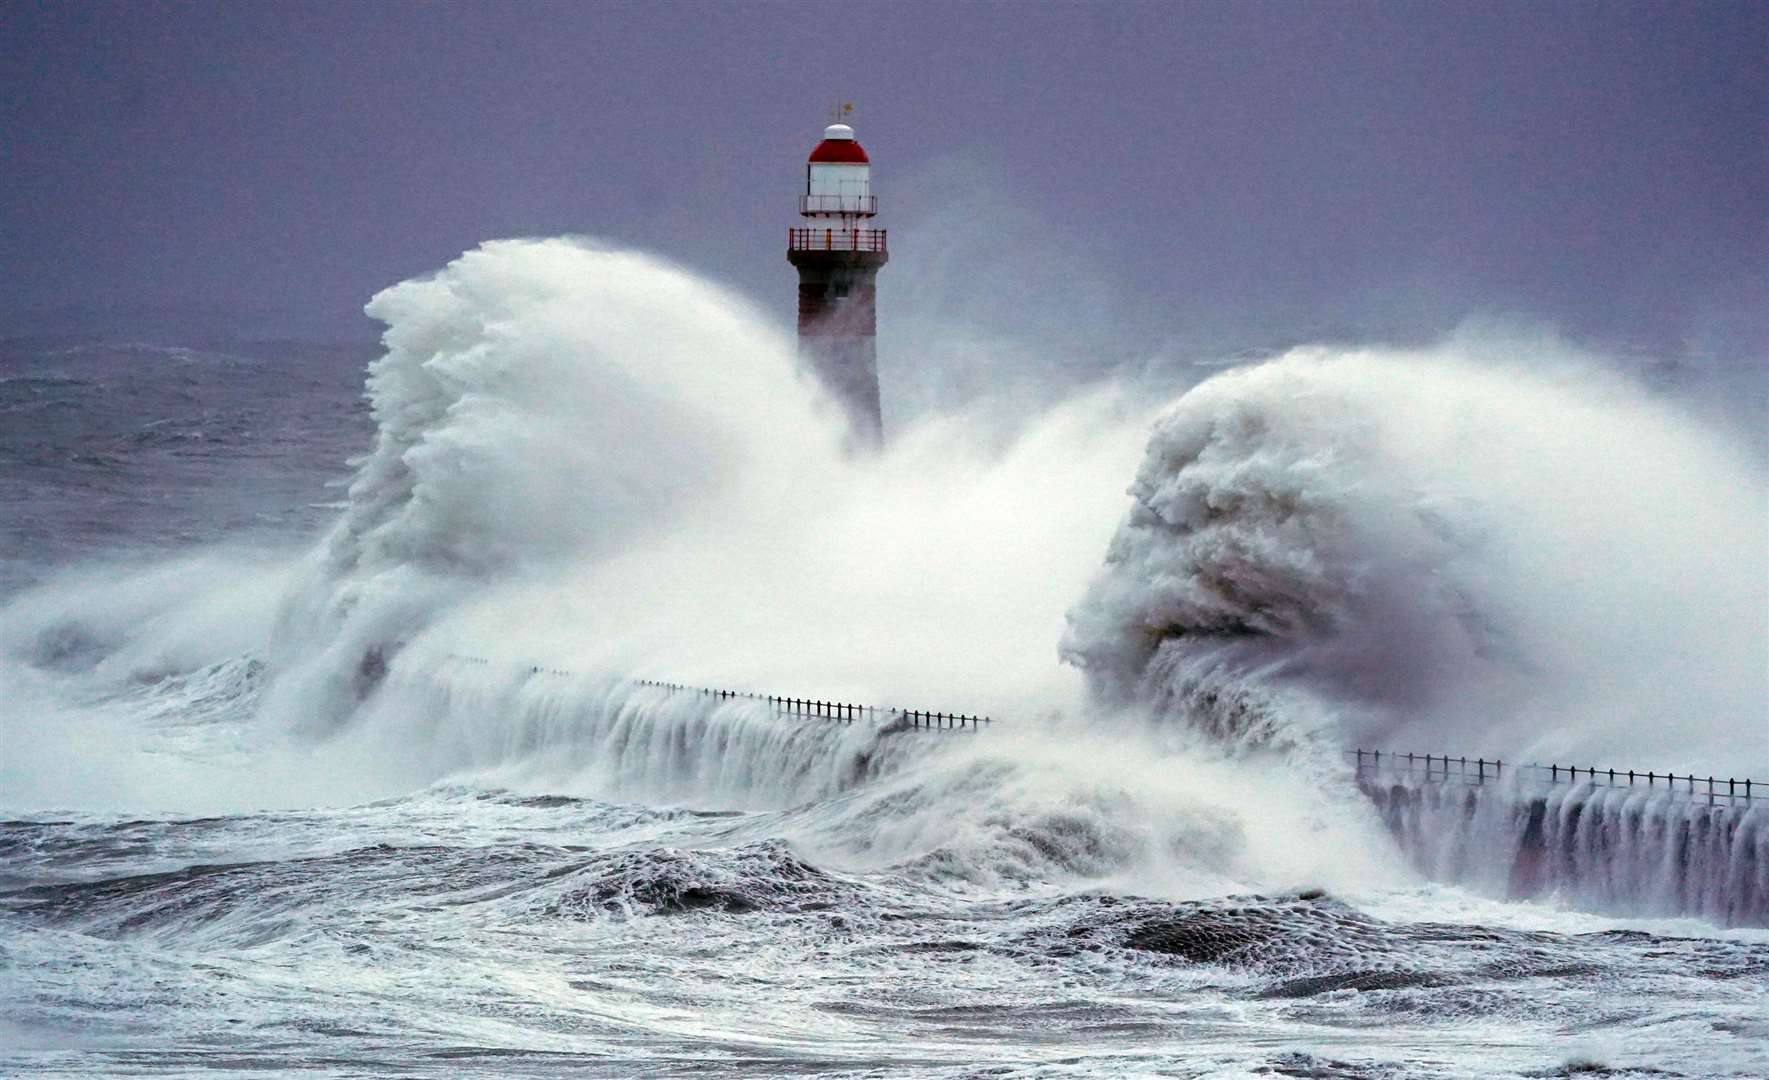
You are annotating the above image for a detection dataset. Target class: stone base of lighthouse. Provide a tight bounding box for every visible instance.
[787,248,888,449]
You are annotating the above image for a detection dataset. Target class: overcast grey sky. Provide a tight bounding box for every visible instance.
[3,1,1764,357]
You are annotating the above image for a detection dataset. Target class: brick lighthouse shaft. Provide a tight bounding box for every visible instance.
[787,122,888,449]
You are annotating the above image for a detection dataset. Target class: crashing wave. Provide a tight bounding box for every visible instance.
[1062,345,1766,774]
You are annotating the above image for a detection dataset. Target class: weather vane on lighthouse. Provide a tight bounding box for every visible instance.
[788,104,887,450]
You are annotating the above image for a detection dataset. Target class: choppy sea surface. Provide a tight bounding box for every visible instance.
[2,307,1764,1079]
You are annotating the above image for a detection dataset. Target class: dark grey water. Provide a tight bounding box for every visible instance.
[0,337,373,593]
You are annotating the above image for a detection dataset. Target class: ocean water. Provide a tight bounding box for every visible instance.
[3,239,1766,1078]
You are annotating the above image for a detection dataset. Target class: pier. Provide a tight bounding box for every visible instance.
[439,654,1765,924]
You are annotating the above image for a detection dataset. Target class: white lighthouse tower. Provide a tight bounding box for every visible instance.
[787,117,888,449]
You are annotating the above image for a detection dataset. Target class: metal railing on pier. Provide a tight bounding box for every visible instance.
[632,679,990,731]
[1349,749,1757,808]
[444,656,989,733]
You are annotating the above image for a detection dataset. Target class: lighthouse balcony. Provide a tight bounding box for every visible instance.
[799,194,878,215]
[788,227,888,254]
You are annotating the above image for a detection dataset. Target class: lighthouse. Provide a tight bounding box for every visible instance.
[787,120,888,449]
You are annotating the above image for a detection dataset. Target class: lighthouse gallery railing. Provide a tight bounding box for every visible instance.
[788,227,888,253]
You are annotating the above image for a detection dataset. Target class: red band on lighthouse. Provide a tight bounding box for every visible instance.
[808,139,869,164]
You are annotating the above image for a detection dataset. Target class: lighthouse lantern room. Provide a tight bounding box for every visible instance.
[788,119,888,449]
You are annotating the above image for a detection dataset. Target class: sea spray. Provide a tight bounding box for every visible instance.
[261,238,849,731]
[1063,343,1767,776]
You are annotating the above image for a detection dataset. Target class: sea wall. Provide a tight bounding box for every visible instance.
[1361,775,1767,927]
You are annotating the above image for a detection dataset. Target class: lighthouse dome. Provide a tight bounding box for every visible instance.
[809,123,869,163]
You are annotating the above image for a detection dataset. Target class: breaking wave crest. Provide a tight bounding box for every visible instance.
[1063,345,1767,776]
[262,239,850,730]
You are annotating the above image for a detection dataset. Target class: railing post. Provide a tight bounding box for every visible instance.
[1476,758,1485,784]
